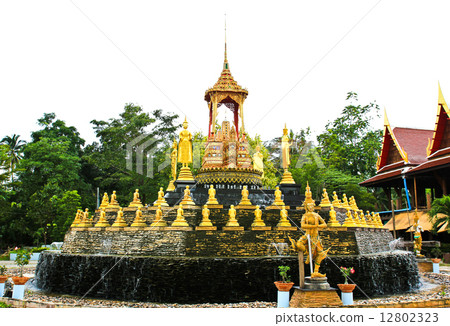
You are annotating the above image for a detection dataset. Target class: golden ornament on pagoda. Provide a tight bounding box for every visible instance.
[252,145,264,178]
[303,181,315,207]
[280,124,295,184]
[331,191,342,208]
[71,209,82,228]
[226,205,240,227]
[129,189,143,208]
[78,208,93,228]
[151,205,167,227]
[341,194,351,210]
[206,185,219,205]
[107,191,120,209]
[154,187,169,207]
[99,193,109,209]
[319,188,332,207]
[342,208,356,227]
[177,117,195,181]
[251,205,266,227]
[289,202,329,278]
[131,207,147,227]
[327,205,341,227]
[349,196,359,211]
[95,208,110,228]
[199,205,214,227]
[167,139,177,191]
[277,206,292,227]
[238,185,252,206]
[180,186,195,206]
[111,207,127,227]
[171,204,189,227]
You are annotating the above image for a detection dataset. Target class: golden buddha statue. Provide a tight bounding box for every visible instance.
[238,185,252,206]
[151,205,167,227]
[95,208,110,227]
[131,207,147,227]
[251,205,266,227]
[280,124,295,184]
[180,185,195,206]
[167,139,177,191]
[375,213,383,228]
[252,145,264,178]
[327,205,341,227]
[199,205,213,227]
[226,205,239,227]
[341,193,351,210]
[331,191,342,208]
[177,117,194,181]
[206,185,219,205]
[172,204,189,227]
[271,186,285,207]
[78,208,93,228]
[107,191,120,209]
[349,196,359,211]
[277,206,292,227]
[353,210,362,227]
[154,187,169,207]
[111,207,127,227]
[342,208,356,227]
[289,202,329,278]
[319,188,332,207]
[99,192,109,209]
[359,210,368,227]
[71,209,82,227]
[129,189,143,208]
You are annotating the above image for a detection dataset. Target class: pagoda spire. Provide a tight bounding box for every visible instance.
[438,81,449,114]
[224,13,229,70]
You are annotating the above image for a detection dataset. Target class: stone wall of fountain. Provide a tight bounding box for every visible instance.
[35,250,419,303]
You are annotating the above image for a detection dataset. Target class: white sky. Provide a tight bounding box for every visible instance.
[1,0,449,145]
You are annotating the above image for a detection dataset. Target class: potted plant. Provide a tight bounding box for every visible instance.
[431,246,442,264]
[274,265,294,292]
[0,265,8,297]
[12,248,31,300]
[337,266,355,290]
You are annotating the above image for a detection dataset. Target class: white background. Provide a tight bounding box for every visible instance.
[1,0,449,144]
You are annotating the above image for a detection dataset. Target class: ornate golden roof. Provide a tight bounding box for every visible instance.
[204,42,248,101]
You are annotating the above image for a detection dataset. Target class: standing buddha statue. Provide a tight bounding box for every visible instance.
[177,117,194,181]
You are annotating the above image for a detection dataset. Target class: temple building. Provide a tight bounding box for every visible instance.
[361,84,450,240]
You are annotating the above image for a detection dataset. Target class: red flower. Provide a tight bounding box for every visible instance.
[350,268,355,274]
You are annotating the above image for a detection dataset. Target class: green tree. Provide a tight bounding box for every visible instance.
[428,196,450,234]
[317,92,382,178]
[1,134,25,183]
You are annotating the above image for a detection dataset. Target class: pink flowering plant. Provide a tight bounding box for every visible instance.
[339,266,355,284]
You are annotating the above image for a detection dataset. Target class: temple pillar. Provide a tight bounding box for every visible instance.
[395,187,402,209]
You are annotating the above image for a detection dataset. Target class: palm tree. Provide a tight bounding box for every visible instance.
[1,134,26,183]
[428,195,450,234]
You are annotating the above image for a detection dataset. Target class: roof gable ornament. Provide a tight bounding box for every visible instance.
[427,82,450,156]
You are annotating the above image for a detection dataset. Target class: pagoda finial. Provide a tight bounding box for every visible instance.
[438,82,450,115]
[383,108,390,126]
[224,13,229,70]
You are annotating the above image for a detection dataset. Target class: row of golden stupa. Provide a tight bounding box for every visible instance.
[70,179,386,230]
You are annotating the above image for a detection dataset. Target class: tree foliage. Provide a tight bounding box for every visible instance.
[428,196,450,234]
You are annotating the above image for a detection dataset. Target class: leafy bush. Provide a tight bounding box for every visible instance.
[0,302,12,308]
[0,265,7,275]
[278,266,291,283]
[31,247,49,253]
[15,249,31,277]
